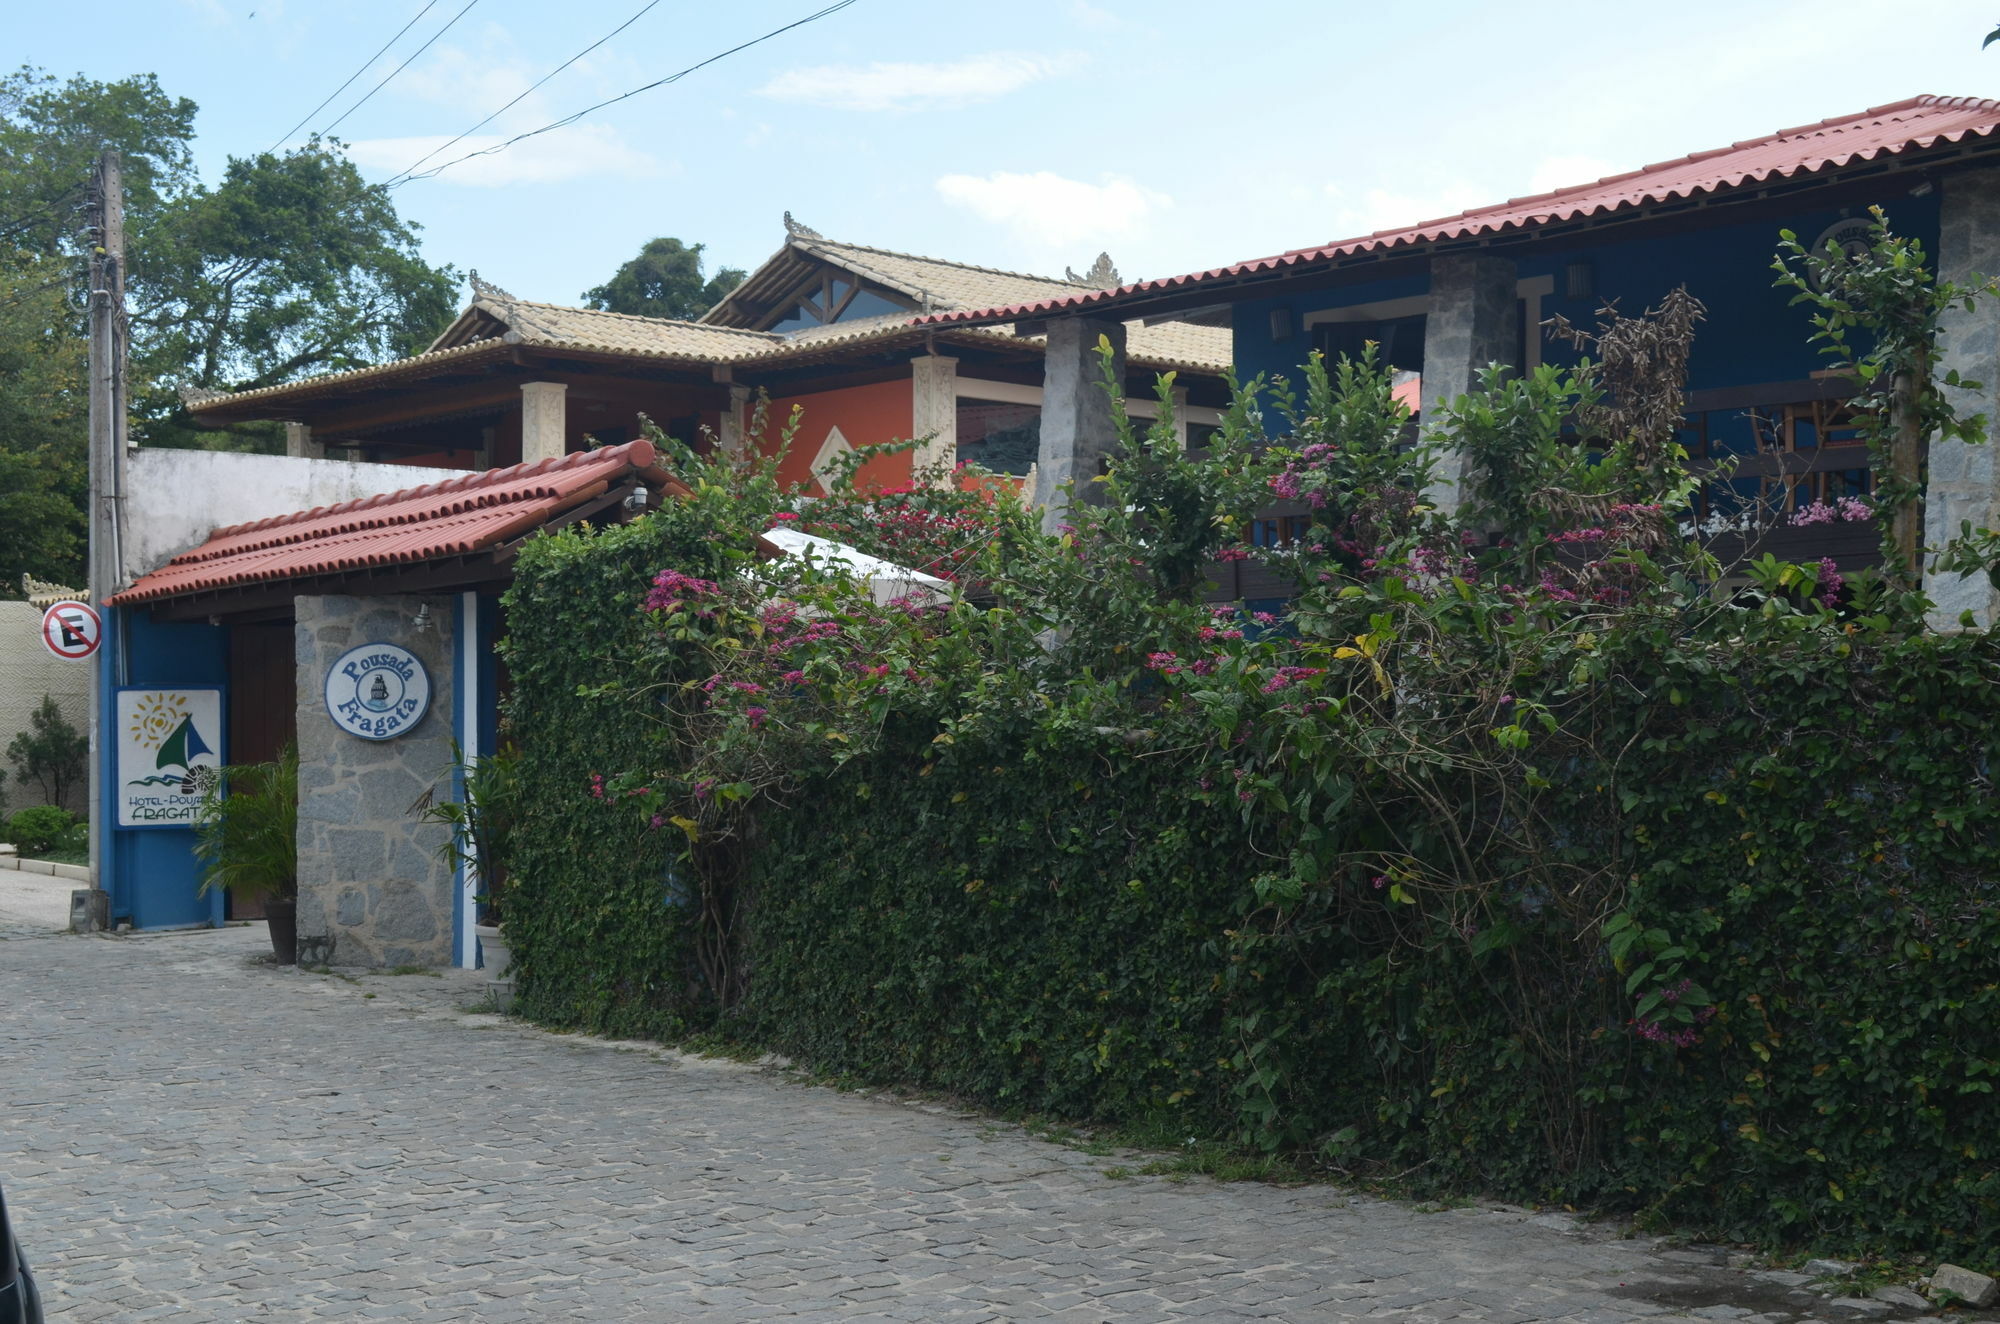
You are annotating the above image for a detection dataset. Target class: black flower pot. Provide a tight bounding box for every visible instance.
[264,897,298,965]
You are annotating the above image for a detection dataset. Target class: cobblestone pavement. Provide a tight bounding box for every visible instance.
[0,925,1967,1322]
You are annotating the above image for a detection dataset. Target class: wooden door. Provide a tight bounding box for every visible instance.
[225,623,299,921]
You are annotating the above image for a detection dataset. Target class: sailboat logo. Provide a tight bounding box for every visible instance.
[126,693,216,792]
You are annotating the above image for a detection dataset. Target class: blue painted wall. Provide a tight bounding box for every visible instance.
[1227,194,1944,399]
[102,609,229,929]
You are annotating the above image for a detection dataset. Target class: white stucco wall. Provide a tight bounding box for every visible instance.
[0,601,91,813]
[121,450,466,585]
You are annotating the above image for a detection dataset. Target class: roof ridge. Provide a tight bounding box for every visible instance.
[800,236,1085,295]
[498,298,785,341]
[202,439,659,543]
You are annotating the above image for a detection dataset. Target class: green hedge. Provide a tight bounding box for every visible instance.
[736,632,2000,1255]
[501,505,719,1039]
[501,486,2000,1258]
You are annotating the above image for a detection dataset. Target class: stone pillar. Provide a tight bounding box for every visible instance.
[1420,254,1518,514]
[716,384,752,458]
[1034,316,1128,533]
[294,593,457,968]
[519,381,569,464]
[285,421,323,460]
[910,354,958,486]
[1926,167,2000,629]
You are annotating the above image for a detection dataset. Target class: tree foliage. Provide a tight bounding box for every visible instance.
[6,694,85,810]
[582,237,744,322]
[0,66,457,585]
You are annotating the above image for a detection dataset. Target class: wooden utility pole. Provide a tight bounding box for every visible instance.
[85,148,125,924]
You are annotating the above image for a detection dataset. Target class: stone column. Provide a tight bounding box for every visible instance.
[910,354,958,486]
[1035,316,1128,533]
[1420,254,1518,514]
[1926,167,2000,629]
[519,381,569,464]
[716,384,752,458]
[295,593,457,968]
[285,421,323,460]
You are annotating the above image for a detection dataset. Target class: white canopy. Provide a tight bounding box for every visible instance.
[758,527,953,606]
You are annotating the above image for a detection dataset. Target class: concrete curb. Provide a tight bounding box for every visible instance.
[0,855,90,882]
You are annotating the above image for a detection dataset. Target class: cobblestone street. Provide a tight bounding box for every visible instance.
[0,915,1960,1321]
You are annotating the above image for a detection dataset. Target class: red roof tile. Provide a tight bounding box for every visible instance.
[109,440,678,607]
[921,95,2000,327]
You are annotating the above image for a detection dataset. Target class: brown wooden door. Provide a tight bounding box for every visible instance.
[225,623,299,921]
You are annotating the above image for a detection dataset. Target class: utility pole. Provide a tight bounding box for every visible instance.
[84,149,124,930]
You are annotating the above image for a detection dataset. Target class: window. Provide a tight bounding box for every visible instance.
[956,401,1039,476]
[1313,313,1427,373]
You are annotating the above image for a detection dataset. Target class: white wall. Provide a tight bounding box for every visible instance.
[122,450,467,585]
[0,601,90,813]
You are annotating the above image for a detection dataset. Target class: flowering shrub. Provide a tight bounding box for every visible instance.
[501,230,2000,1257]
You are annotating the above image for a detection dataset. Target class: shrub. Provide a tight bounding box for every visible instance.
[6,804,75,855]
[6,695,85,809]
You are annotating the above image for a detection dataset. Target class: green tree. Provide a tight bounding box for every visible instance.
[582,237,744,322]
[0,66,459,475]
[7,694,86,810]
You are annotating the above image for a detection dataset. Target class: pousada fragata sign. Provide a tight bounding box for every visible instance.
[323,642,431,741]
[116,688,224,828]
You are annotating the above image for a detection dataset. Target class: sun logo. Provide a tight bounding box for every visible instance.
[128,692,191,753]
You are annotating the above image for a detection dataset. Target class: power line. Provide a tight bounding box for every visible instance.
[383,0,666,188]
[389,0,860,188]
[266,0,444,153]
[0,185,87,242]
[318,0,484,140]
[0,270,80,315]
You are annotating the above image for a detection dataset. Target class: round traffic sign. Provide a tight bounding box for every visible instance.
[40,600,101,661]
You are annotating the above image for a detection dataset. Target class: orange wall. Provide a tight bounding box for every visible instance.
[758,377,914,494]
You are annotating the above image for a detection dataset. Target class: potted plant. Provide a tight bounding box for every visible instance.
[193,744,299,964]
[414,743,520,1006]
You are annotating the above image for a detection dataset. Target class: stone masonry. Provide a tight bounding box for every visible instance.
[1035,316,1129,533]
[1421,253,1519,516]
[294,593,456,967]
[1926,166,2000,628]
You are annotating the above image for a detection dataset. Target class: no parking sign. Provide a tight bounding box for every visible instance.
[40,600,101,661]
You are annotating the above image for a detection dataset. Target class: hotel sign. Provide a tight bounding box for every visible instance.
[116,688,224,828]
[323,642,431,741]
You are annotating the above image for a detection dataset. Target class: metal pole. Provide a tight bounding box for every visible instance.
[84,149,122,929]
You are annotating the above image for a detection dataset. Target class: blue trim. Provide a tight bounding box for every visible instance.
[452,594,470,967]
[322,642,431,741]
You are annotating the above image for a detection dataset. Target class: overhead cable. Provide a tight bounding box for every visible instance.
[389,0,860,188]
[383,0,666,188]
[318,0,484,140]
[265,0,444,153]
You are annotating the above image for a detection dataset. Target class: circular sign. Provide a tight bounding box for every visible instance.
[40,600,101,661]
[324,643,431,741]
[1806,217,1875,291]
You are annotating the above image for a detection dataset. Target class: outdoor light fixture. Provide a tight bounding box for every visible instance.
[1269,308,1294,342]
[1565,261,1595,301]
[1910,179,1935,197]
[411,602,433,633]
[624,484,651,513]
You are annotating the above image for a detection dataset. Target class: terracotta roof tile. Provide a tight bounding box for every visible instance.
[920,94,2000,327]
[108,440,675,607]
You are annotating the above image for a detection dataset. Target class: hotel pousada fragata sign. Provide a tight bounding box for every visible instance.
[324,642,431,741]
[116,688,224,828]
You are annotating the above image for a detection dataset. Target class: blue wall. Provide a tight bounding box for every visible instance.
[102,609,228,929]
[1228,194,1944,398]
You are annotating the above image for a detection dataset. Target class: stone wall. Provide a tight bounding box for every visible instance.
[294,594,456,967]
[0,601,90,813]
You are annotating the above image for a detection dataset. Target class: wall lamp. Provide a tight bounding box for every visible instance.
[411,602,433,633]
[624,484,651,513]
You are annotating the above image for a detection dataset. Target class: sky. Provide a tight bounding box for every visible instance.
[13,0,2000,310]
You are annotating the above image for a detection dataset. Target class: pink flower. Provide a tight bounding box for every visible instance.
[745,706,768,729]
[772,512,799,522]
[1215,546,1251,562]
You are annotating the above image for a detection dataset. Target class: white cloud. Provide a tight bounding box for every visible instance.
[1068,0,1119,30]
[757,52,1082,112]
[343,123,658,188]
[935,171,1169,248]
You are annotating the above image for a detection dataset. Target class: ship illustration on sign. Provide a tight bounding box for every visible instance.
[126,694,217,793]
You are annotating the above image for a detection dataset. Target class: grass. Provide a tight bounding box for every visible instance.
[30,847,88,867]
